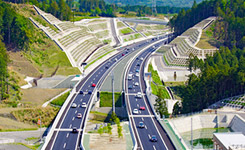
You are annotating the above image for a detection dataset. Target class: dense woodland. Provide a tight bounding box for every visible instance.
[104,0,204,8]
[0,1,33,101]
[171,0,245,114]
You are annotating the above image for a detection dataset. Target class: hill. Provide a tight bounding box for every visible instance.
[104,0,204,8]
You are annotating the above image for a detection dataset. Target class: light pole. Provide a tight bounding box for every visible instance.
[111,71,115,113]
[191,117,193,150]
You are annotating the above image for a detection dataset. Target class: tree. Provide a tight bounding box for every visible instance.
[107,123,112,135]
[154,89,168,118]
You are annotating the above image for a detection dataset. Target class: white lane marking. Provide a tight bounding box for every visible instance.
[139,110,141,114]
[136,99,137,101]
[69,124,72,128]
[66,133,69,138]
[63,143,66,148]
[145,125,147,129]
[137,104,139,107]
[88,85,90,87]
[78,104,80,107]
[80,99,82,102]
[142,117,144,121]
[93,78,95,80]
[96,75,98,77]
[75,110,77,114]
[72,117,75,121]
[153,145,156,150]
[148,134,151,139]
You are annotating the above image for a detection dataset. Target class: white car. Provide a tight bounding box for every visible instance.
[136,92,142,98]
[134,82,139,86]
[135,73,139,77]
[71,103,77,108]
[133,109,139,114]
[140,57,143,61]
[81,102,87,108]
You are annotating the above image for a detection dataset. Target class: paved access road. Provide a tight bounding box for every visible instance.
[44,34,171,150]
[125,39,175,150]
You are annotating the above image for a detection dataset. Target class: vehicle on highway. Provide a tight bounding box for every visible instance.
[79,90,83,94]
[135,73,139,77]
[136,63,140,66]
[88,91,92,94]
[138,122,145,128]
[128,85,133,89]
[72,127,78,133]
[150,135,157,142]
[136,69,139,72]
[77,113,82,119]
[114,58,118,61]
[136,92,142,98]
[92,83,96,87]
[105,65,109,69]
[133,109,139,114]
[139,106,145,110]
[140,57,143,61]
[81,102,87,108]
[128,74,133,80]
[122,53,125,56]
[71,103,77,108]
[134,82,139,86]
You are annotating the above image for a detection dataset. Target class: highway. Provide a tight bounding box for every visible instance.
[124,39,175,150]
[43,34,172,150]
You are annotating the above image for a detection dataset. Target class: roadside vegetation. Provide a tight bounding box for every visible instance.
[100,91,122,107]
[120,28,134,35]
[50,91,70,106]
[148,64,170,99]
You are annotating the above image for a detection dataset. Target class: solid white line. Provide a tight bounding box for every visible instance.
[153,145,156,150]
[66,133,69,138]
[63,143,66,148]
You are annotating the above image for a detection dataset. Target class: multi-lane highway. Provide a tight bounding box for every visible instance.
[43,34,172,150]
[124,40,175,150]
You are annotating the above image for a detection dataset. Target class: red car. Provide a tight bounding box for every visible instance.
[92,83,96,87]
[140,106,145,110]
[122,53,125,56]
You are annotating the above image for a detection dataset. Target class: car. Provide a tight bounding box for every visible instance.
[138,122,145,128]
[135,73,139,77]
[134,82,139,86]
[114,58,118,61]
[72,127,78,133]
[92,83,96,87]
[81,102,87,108]
[136,69,139,72]
[79,90,84,94]
[150,135,157,142]
[139,106,145,110]
[140,57,143,61]
[136,63,140,66]
[77,113,82,119]
[71,103,77,108]
[88,91,92,94]
[133,109,139,114]
[105,65,109,69]
[128,85,133,89]
[136,57,139,60]
[125,51,128,54]
[136,92,142,98]
[122,53,125,56]
[128,74,133,80]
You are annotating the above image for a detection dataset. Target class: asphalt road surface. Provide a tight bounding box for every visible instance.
[44,34,172,150]
[124,39,175,150]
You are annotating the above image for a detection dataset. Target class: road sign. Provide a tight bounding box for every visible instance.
[37,118,41,125]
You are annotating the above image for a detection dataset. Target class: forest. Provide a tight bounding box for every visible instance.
[0,1,33,101]
[171,0,245,114]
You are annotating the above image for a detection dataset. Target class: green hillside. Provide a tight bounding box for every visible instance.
[104,0,204,7]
